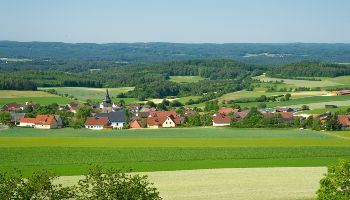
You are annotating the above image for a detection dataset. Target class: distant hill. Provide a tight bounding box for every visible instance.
[1,41,350,64]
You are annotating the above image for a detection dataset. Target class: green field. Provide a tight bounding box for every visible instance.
[0,90,72,105]
[39,87,134,101]
[235,94,350,108]
[169,76,205,83]
[0,128,349,176]
[254,75,350,88]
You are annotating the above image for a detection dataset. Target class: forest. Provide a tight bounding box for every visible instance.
[2,41,350,64]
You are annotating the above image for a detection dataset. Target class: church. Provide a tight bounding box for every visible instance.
[99,89,118,113]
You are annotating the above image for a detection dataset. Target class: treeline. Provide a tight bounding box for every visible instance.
[0,79,37,90]
[0,71,103,87]
[268,61,350,78]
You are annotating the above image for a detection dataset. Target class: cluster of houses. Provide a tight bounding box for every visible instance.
[2,89,350,131]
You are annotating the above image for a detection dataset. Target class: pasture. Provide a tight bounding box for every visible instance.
[254,75,350,88]
[0,90,72,105]
[0,128,349,176]
[169,76,205,83]
[57,167,326,200]
[39,87,134,101]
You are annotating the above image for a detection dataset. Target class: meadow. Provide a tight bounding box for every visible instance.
[0,128,349,176]
[169,76,205,83]
[38,87,134,101]
[0,90,72,105]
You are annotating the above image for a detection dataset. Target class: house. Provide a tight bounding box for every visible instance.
[338,115,350,130]
[18,115,62,129]
[147,111,181,128]
[34,115,61,129]
[94,111,127,129]
[129,119,144,128]
[85,117,110,130]
[263,112,294,122]
[128,104,141,114]
[10,112,26,125]
[136,107,156,118]
[212,113,231,127]
[1,103,23,111]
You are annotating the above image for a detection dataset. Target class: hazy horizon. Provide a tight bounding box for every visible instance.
[1,0,350,43]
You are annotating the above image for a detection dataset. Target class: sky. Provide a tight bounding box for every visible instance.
[1,0,350,43]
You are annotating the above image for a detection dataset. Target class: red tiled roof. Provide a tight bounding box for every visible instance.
[234,111,249,120]
[35,115,56,125]
[130,120,143,128]
[338,115,350,126]
[85,117,109,126]
[149,111,177,118]
[218,108,239,115]
[336,90,350,95]
[213,114,232,124]
[278,112,294,120]
[147,115,181,126]
[19,118,37,123]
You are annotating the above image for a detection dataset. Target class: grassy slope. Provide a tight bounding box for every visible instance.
[39,87,134,101]
[0,128,349,176]
[169,76,205,83]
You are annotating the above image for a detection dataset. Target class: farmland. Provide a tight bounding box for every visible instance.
[57,167,326,200]
[0,90,72,105]
[38,87,134,101]
[0,128,349,176]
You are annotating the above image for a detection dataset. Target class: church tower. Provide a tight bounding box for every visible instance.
[100,89,113,113]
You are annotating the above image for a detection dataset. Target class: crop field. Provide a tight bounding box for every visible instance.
[0,128,349,176]
[0,90,56,98]
[57,167,326,200]
[0,97,72,105]
[39,87,134,101]
[254,75,349,88]
[169,76,205,83]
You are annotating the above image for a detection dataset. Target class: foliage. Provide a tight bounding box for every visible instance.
[0,169,75,199]
[0,166,162,200]
[317,159,350,200]
[76,165,161,200]
[0,111,11,125]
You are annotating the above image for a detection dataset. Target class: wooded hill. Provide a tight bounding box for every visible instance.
[1,41,350,64]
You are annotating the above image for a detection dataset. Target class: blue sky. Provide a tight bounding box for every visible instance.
[1,0,350,43]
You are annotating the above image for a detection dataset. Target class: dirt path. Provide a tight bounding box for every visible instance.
[57,167,326,200]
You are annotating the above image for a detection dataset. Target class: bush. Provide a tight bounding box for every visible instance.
[0,166,162,200]
[317,159,350,200]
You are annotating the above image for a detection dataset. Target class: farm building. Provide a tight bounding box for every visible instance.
[338,115,350,130]
[18,115,62,129]
[275,107,294,113]
[94,111,127,129]
[147,111,181,128]
[212,113,231,127]
[217,107,240,115]
[10,112,26,125]
[335,90,350,96]
[85,117,111,130]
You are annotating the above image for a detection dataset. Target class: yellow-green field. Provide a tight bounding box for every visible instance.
[254,75,350,88]
[39,87,134,100]
[0,90,56,98]
[0,90,72,105]
[57,167,326,200]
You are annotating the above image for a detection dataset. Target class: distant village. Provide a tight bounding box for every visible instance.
[1,89,350,131]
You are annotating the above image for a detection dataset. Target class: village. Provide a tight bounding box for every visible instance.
[1,89,350,131]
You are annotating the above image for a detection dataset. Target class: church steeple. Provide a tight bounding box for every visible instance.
[103,89,112,104]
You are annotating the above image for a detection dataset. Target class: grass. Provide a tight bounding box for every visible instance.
[236,94,350,108]
[0,97,72,105]
[299,106,350,114]
[0,128,349,176]
[169,76,205,83]
[0,90,56,98]
[56,167,325,200]
[38,87,134,101]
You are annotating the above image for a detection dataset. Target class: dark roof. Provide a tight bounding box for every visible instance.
[10,112,26,122]
[95,111,127,122]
